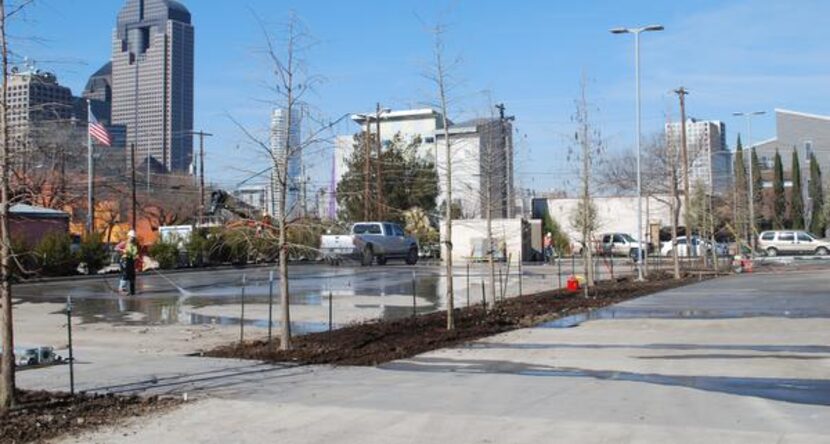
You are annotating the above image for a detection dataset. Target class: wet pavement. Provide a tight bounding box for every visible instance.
[13,263,589,334]
[26,265,830,444]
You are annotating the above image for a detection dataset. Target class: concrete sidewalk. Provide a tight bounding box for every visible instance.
[32,269,830,443]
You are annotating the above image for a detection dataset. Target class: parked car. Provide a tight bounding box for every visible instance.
[661,236,728,257]
[757,230,830,257]
[598,232,652,260]
[320,222,419,266]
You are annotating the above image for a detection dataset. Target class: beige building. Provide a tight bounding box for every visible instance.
[7,67,76,167]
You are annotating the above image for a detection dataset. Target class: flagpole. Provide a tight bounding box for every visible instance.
[86,99,94,235]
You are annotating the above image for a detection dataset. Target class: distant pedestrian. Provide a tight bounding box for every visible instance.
[544,232,555,264]
[117,230,139,295]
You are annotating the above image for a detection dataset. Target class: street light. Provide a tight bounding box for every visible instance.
[733,110,766,256]
[610,24,664,281]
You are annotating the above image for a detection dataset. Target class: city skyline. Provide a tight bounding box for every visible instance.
[10,0,830,195]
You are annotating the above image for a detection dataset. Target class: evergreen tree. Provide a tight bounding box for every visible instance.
[733,135,747,240]
[772,150,786,229]
[336,133,439,224]
[790,148,804,229]
[809,152,825,235]
[750,148,764,231]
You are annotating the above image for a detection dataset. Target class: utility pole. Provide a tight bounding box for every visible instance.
[132,49,139,231]
[301,162,307,218]
[674,87,691,259]
[495,103,515,218]
[363,113,371,221]
[189,131,213,225]
[131,142,137,230]
[375,103,384,221]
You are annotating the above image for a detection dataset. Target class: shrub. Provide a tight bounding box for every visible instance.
[10,237,36,280]
[33,232,78,277]
[77,232,108,273]
[149,238,179,270]
[186,229,209,267]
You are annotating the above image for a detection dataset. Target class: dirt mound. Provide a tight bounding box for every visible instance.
[207,274,701,366]
[0,390,179,444]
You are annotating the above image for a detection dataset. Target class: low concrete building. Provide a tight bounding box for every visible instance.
[533,195,687,249]
[440,218,541,264]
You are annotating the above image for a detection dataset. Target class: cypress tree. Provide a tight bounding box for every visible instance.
[750,148,764,231]
[734,136,747,239]
[772,150,786,229]
[790,148,804,229]
[809,152,825,235]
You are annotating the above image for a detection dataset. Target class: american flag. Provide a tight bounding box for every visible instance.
[88,111,112,147]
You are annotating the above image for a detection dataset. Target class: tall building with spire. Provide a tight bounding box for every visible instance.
[111,0,194,174]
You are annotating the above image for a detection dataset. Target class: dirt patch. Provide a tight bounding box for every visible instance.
[207,273,704,366]
[0,390,179,444]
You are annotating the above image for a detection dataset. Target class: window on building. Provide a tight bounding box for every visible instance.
[805,141,813,158]
[424,136,435,144]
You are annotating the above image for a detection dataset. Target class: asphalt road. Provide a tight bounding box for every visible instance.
[17,264,829,443]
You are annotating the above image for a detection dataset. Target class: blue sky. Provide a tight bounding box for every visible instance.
[10,0,830,194]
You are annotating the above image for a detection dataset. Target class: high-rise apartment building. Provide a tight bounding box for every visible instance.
[665,119,731,194]
[7,66,76,168]
[111,0,194,173]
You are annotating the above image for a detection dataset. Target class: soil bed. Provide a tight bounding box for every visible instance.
[207,273,705,366]
[0,390,179,444]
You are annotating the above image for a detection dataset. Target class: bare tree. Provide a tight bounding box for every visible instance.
[233,13,341,349]
[569,76,602,291]
[425,23,457,329]
[0,0,12,411]
[0,0,35,412]
[598,132,682,278]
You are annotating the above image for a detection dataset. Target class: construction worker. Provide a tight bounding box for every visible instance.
[544,232,555,264]
[117,230,139,295]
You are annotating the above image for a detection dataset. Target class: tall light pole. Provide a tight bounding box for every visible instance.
[611,25,664,281]
[733,111,765,255]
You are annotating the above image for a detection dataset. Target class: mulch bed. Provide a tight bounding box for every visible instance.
[207,273,705,366]
[0,390,180,444]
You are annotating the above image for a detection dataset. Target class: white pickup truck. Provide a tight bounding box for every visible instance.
[320,222,419,266]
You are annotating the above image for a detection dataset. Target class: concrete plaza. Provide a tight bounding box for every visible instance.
[17,266,830,443]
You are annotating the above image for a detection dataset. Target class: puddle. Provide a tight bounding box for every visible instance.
[14,267,448,333]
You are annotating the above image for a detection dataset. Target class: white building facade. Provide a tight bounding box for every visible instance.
[665,119,731,195]
[435,118,514,220]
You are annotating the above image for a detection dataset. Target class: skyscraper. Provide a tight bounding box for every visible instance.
[270,108,302,219]
[111,0,194,174]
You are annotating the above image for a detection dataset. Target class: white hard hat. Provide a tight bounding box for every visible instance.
[128,230,136,238]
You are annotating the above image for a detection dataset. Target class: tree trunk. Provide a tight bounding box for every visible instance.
[0,0,15,411]
[670,178,681,280]
[433,31,454,330]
